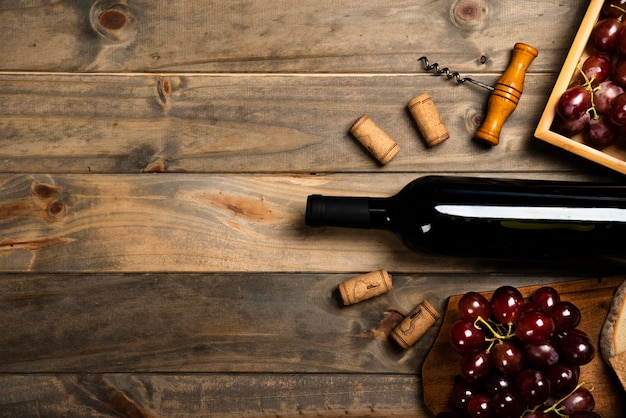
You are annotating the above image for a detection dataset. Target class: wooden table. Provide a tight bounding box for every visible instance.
[1,1,625,416]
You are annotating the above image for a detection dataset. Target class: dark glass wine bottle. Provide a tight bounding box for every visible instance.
[305,175,626,259]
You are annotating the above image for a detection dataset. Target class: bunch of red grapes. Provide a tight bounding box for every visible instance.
[440,285,598,418]
[554,0,626,149]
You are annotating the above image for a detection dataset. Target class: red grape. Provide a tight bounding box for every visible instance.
[515,310,555,344]
[603,0,626,19]
[461,350,493,383]
[458,291,491,321]
[612,56,626,87]
[546,362,580,397]
[520,301,539,316]
[582,54,611,86]
[589,17,623,54]
[619,122,626,137]
[515,368,551,406]
[532,286,560,313]
[551,301,581,333]
[449,319,486,354]
[524,340,560,368]
[452,378,480,412]
[558,330,595,366]
[593,80,624,113]
[553,113,590,137]
[492,390,525,418]
[587,113,619,148]
[491,340,525,375]
[609,91,626,126]
[620,18,626,56]
[561,386,595,413]
[484,373,513,396]
[466,393,493,418]
[490,286,524,325]
[557,85,592,120]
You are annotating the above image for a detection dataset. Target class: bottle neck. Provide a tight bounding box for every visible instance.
[305,195,393,229]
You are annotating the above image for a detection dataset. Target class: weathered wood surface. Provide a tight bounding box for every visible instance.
[2,0,625,416]
[2,172,625,274]
[0,72,615,174]
[0,273,577,373]
[1,0,586,73]
[0,374,421,417]
[0,273,591,417]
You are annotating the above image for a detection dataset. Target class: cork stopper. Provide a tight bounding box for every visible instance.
[338,270,393,306]
[390,300,440,349]
[407,93,450,147]
[350,116,400,164]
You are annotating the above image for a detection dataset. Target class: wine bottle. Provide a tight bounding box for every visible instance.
[305,175,626,259]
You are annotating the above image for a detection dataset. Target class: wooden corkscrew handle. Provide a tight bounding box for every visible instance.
[474,43,538,146]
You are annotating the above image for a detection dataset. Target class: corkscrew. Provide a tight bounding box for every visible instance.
[418,56,495,91]
[419,43,538,146]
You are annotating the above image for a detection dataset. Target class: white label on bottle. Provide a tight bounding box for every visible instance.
[434,205,626,222]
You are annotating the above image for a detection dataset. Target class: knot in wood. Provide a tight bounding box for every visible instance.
[89,1,135,43]
[46,200,66,219]
[456,1,481,21]
[156,77,172,108]
[98,9,128,31]
[450,0,487,30]
[160,77,171,97]
[32,183,60,199]
[464,107,484,133]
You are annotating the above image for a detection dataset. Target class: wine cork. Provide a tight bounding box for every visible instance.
[350,116,400,164]
[390,300,440,349]
[407,93,450,147]
[338,269,393,306]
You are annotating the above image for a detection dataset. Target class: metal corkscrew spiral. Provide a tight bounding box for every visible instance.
[417,56,494,91]
[418,43,538,146]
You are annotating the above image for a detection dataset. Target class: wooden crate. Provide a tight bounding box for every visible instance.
[535,0,626,175]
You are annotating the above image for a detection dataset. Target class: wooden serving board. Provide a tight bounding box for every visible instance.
[422,276,626,417]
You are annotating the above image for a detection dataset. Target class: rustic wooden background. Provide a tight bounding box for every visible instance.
[1,0,625,416]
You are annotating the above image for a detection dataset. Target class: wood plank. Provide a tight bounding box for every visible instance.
[0,73,616,174]
[0,272,581,374]
[0,0,587,73]
[0,1,616,417]
[1,173,624,274]
[0,373,421,417]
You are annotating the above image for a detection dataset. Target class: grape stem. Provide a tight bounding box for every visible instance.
[473,316,515,347]
[610,4,626,21]
[576,63,600,120]
[540,381,591,417]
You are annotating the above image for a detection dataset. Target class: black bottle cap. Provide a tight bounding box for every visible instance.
[305,195,371,228]
[305,195,324,226]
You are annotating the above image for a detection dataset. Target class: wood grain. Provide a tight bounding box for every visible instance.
[1,0,622,416]
[0,273,602,373]
[0,274,618,417]
[423,276,626,417]
[0,374,421,418]
[1,173,624,274]
[0,0,586,73]
[0,272,586,373]
[0,72,600,174]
